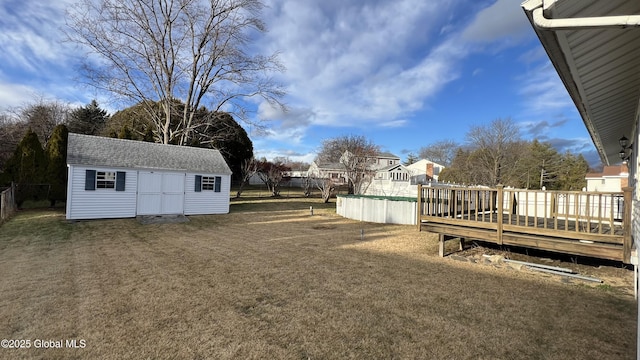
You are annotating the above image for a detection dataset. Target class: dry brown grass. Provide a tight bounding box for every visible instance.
[0,197,636,359]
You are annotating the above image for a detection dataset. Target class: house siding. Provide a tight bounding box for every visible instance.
[66,165,138,220]
[184,173,231,215]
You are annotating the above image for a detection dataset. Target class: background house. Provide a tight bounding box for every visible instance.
[306,161,348,185]
[66,133,232,220]
[308,151,401,188]
[585,165,629,192]
[365,163,413,197]
[364,158,446,197]
[407,159,445,184]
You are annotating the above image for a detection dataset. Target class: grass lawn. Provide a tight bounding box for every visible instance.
[0,194,636,359]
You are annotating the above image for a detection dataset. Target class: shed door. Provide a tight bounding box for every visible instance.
[137,172,185,215]
[161,173,185,214]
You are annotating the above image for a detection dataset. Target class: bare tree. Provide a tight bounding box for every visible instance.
[255,158,290,197]
[66,0,285,145]
[19,100,71,146]
[301,174,312,197]
[466,118,522,186]
[316,135,380,194]
[418,139,458,167]
[236,157,257,198]
[0,113,28,172]
[314,176,335,203]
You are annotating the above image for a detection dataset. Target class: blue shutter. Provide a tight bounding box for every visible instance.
[214,176,221,192]
[116,171,126,191]
[195,175,202,192]
[85,170,96,190]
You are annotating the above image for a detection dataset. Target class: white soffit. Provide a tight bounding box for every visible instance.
[523,0,640,165]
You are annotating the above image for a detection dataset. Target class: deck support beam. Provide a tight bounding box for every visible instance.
[622,187,632,264]
[496,185,504,245]
[417,184,422,231]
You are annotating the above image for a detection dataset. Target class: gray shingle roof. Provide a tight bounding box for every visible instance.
[67,133,232,175]
[377,152,400,159]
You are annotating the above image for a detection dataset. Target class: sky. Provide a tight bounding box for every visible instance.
[0,0,600,166]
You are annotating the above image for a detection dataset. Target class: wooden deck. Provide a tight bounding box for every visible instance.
[417,185,633,263]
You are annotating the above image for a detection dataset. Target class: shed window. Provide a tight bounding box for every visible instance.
[202,176,216,190]
[97,172,116,189]
[196,175,222,192]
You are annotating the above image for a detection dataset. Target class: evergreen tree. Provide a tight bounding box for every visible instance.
[118,125,135,140]
[511,140,561,189]
[4,129,46,206]
[557,152,589,190]
[45,125,69,207]
[67,100,110,135]
[403,152,418,166]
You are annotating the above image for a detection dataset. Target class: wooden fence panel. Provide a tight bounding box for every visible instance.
[1,183,16,223]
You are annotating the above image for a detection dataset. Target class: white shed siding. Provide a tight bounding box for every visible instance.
[183,173,231,215]
[66,165,138,220]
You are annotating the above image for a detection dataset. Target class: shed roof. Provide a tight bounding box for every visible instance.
[67,133,232,175]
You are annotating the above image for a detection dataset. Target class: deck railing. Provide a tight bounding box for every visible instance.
[417,184,633,263]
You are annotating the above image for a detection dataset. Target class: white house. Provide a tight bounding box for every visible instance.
[307,151,408,194]
[407,159,445,184]
[585,165,629,192]
[370,152,401,168]
[365,163,415,197]
[66,133,232,220]
[306,161,348,185]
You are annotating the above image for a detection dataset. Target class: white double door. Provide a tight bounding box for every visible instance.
[137,171,185,215]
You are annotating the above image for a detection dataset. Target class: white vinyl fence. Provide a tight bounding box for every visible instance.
[336,195,417,225]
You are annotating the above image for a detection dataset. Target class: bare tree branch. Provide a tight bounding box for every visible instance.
[66,0,285,144]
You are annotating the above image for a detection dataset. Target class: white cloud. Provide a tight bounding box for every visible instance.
[0,1,73,73]
[461,0,531,43]
[254,147,317,164]
[260,0,465,132]
[0,83,39,110]
[518,62,573,115]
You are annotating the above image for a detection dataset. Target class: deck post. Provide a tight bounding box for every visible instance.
[497,184,504,245]
[622,187,633,263]
[417,184,422,231]
[438,234,445,257]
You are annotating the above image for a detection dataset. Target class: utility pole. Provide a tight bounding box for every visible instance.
[539,159,545,189]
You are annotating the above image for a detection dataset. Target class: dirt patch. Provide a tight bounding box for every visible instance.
[137,214,190,224]
[443,240,635,296]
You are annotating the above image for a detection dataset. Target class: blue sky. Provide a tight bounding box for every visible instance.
[0,0,599,166]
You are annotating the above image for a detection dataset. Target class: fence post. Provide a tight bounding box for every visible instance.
[417,184,422,231]
[497,184,504,245]
[622,187,633,263]
[1,182,17,223]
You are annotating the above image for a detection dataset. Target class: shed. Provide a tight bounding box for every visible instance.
[66,133,232,220]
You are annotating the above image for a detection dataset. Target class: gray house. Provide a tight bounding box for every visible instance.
[66,133,232,220]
